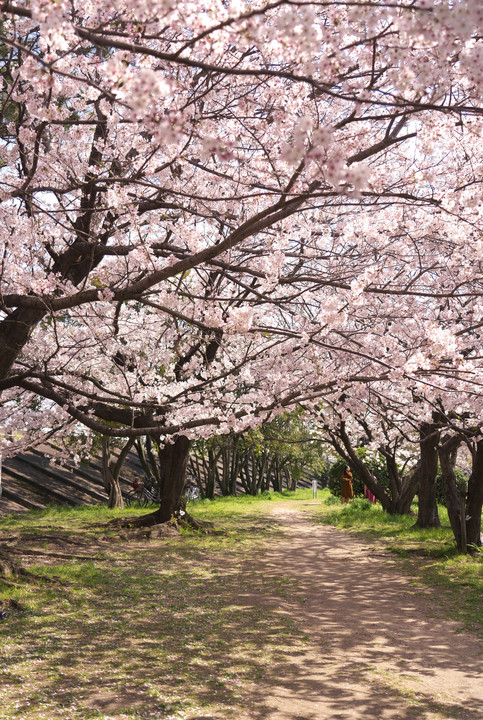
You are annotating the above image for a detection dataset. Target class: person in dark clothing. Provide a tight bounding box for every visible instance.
[341,466,354,504]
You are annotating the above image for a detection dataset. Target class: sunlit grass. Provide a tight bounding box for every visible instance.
[1,487,482,719]
[313,489,483,635]
[0,493,309,720]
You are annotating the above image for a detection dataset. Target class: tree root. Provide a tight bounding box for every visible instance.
[0,552,20,580]
[178,512,221,534]
[106,509,165,529]
[0,597,26,621]
[0,598,25,612]
[4,533,91,547]
[105,510,222,536]
[7,547,105,562]
[0,550,64,585]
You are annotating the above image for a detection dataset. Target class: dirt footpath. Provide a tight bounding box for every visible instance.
[236,502,483,720]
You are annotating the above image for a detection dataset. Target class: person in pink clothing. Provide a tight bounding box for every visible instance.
[364,484,377,504]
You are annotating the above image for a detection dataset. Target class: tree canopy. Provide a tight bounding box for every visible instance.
[0,2,481,528]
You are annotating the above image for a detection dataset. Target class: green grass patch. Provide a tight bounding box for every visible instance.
[2,488,481,719]
[0,494,309,720]
[313,489,483,636]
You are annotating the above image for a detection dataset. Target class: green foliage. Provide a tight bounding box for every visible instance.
[327,448,391,497]
[436,467,468,504]
[191,409,327,495]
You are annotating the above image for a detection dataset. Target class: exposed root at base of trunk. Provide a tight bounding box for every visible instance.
[178,512,222,534]
[106,510,167,529]
[106,511,222,537]
[0,551,63,585]
[0,598,26,620]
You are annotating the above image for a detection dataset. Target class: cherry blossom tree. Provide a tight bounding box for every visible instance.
[0,1,481,523]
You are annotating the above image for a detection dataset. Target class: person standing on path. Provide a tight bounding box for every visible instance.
[341,465,354,504]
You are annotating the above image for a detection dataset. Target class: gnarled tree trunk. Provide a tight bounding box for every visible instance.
[334,422,419,514]
[439,435,465,552]
[0,307,47,381]
[416,422,440,528]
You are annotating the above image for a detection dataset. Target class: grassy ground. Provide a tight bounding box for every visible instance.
[0,492,306,720]
[1,489,482,719]
[311,490,483,637]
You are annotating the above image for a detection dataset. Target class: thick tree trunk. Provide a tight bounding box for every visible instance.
[153,435,192,523]
[466,440,483,549]
[439,436,464,552]
[0,307,47,381]
[107,470,124,509]
[416,422,440,527]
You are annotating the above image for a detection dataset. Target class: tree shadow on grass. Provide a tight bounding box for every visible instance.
[2,509,482,720]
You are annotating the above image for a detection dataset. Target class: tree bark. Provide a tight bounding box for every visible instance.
[438,435,464,552]
[416,422,440,527]
[272,457,282,493]
[336,424,393,509]
[205,447,219,500]
[101,437,125,509]
[392,461,421,515]
[0,307,47,381]
[332,423,419,514]
[466,440,483,549]
[153,435,192,523]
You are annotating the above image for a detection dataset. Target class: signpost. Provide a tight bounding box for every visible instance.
[312,479,318,499]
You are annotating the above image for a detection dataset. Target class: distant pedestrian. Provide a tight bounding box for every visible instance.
[341,466,354,504]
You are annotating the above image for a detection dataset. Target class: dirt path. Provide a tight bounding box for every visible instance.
[236,501,483,720]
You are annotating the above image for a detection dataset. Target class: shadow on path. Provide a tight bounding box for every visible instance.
[238,502,483,720]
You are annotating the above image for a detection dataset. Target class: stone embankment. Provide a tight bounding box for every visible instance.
[0,443,142,515]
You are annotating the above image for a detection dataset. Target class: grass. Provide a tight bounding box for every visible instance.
[0,491,309,720]
[1,488,482,719]
[312,490,483,637]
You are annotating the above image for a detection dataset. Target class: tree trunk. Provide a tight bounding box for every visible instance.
[272,457,282,493]
[286,468,297,492]
[218,436,240,496]
[153,435,192,523]
[336,425,392,510]
[101,437,124,509]
[135,437,161,488]
[228,436,240,495]
[439,435,464,552]
[416,422,440,527]
[466,440,483,549]
[205,447,218,500]
[0,307,47,381]
[187,452,204,498]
